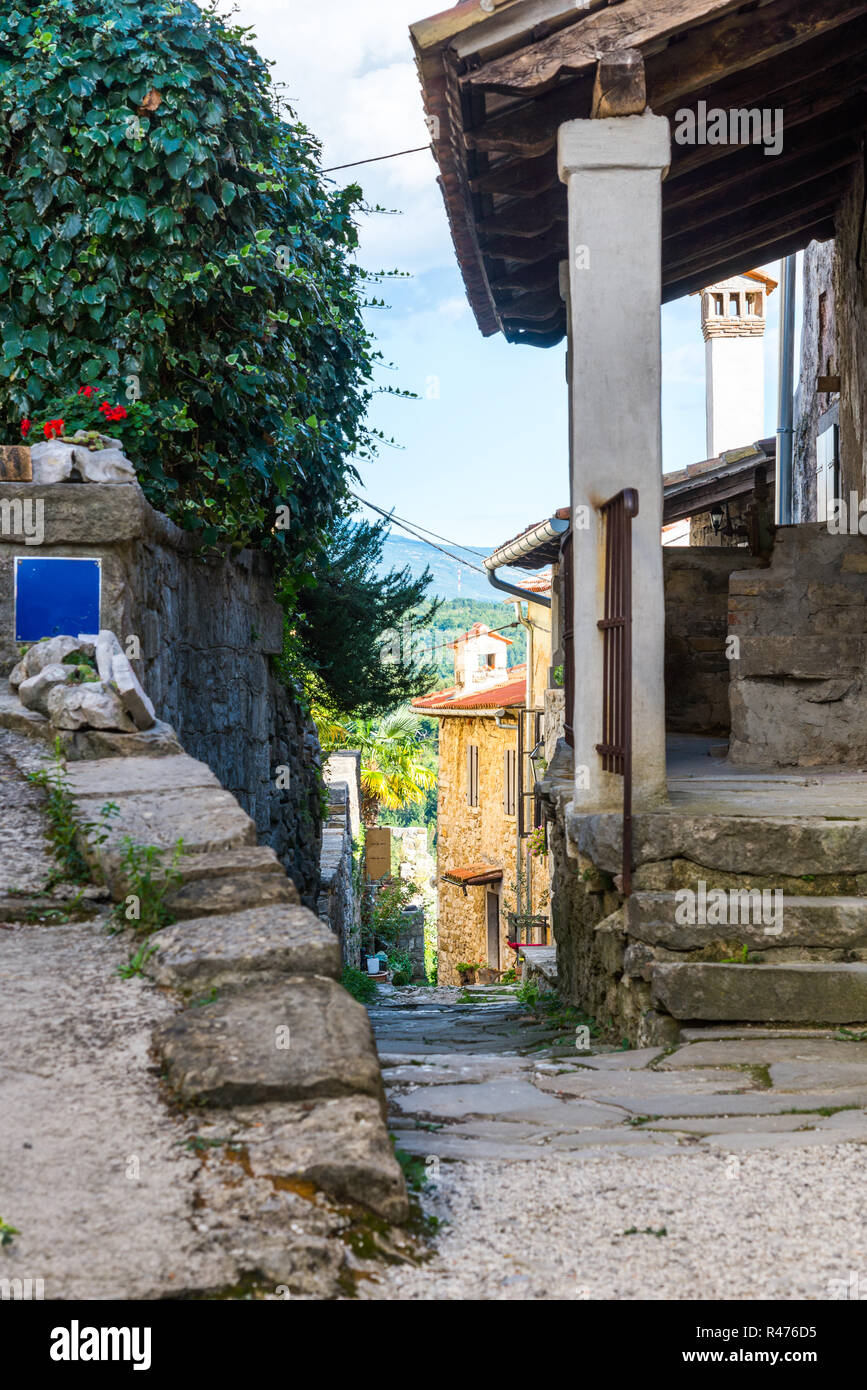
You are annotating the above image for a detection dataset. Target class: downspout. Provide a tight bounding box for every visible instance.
[776,253,797,525]
[514,601,533,921]
[484,516,569,609]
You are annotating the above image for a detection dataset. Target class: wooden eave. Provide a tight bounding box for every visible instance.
[410,0,867,346]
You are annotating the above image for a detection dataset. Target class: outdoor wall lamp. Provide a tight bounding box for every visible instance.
[710,504,724,534]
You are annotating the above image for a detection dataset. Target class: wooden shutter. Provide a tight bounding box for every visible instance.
[467,744,479,807]
[503,748,516,816]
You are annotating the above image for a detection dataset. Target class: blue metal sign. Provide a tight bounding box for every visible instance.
[14,557,101,643]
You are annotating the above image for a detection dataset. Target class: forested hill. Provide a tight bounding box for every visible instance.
[379,532,529,602]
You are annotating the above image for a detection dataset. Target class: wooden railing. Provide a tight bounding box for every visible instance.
[596,488,638,897]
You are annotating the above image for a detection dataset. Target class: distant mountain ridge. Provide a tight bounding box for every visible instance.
[378,531,530,601]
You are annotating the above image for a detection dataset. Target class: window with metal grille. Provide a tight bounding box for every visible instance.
[503,747,517,816]
[467,744,479,807]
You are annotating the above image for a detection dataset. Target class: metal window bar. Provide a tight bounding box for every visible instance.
[561,529,575,749]
[595,488,638,897]
[517,708,543,838]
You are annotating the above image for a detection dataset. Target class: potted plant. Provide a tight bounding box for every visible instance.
[456,960,486,986]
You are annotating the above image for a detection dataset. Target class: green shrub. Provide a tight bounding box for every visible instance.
[341,965,377,1005]
[0,0,377,582]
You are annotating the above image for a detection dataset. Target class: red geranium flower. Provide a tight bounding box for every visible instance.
[43,419,64,439]
[20,418,31,437]
[78,384,97,398]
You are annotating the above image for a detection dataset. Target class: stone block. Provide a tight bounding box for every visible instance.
[47,681,135,732]
[111,652,155,730]
[0,445,31,481]
[734,635,863,679]
[17,663,74,715]
[226,1098,408,1222]
[30,439,75,483]
[144,903,339,990]
[165,870,300,919]
[651,961,867,1022]
[154,977,385,1110]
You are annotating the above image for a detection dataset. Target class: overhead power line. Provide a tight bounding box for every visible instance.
[323,145,431,173]
[349,490,491,576]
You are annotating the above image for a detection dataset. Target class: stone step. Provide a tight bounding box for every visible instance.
[144,904,340,991]
[651,961,867,1024]
[165,871,299,919]
[628,892,867,951]
[572,807,867,879]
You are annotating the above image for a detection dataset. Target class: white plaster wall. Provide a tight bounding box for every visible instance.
[706,335,765,457]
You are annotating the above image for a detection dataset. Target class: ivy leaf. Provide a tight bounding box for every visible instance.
[23,325,49,354]
[116,195,147,223]
[69,74,97,97]
[57,211,82,240]
[166,152,191,179]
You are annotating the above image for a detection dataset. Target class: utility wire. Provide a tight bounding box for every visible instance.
[323,145,431,173]
[350,490,491,576]
[355,494,489,560]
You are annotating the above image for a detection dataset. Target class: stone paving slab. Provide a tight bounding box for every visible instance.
[699,1127,867,1152]
[533,1068,761,1102]
[391,1078,622,1129]
[769,1058,867,1089]
[644,1114,818,1134]
[605,1089,867,1117]
[541,1047,664,1071]
[659,1038,867,1068]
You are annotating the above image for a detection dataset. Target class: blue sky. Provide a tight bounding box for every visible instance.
[235,1,798,548]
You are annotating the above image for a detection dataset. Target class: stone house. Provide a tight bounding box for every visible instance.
[411,0,867,1039]
[413,609,551,984]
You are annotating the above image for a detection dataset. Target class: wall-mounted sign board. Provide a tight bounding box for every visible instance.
[14,557,101,643]
[365,826,392,882]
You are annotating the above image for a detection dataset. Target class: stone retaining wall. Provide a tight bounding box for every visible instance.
[0,481,322,903]
[663,546,761,735]
[0,675,408,1295]
[729,523,867,765]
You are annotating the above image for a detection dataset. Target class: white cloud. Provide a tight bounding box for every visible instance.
[220,0,455,274]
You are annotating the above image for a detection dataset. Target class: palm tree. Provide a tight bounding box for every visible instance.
[319,707,436,827]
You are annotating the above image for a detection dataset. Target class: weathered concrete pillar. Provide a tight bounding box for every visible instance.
[558,112,670,811]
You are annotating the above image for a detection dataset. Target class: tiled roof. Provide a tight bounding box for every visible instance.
[413,664,527,713]
[447,621,513,649]
[441,863,504,887]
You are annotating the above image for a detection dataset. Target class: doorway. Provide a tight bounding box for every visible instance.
[486,891,501,970]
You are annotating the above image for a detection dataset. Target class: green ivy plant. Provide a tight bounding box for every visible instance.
[0,0,382,591]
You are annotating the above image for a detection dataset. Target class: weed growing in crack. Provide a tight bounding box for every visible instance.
[113,837,185,935]
[27,738,118,884]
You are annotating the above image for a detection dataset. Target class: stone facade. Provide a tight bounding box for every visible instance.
[663,546,761,735]
[794,240,837,522]
[435,711,549,984]
[729,523,867,767]
[794,161,867,517]
[0,481,322,904]
[318,773,361,966]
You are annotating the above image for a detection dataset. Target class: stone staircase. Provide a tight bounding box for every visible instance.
[564,764,867,1035]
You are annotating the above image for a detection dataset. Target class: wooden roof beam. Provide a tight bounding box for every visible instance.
[662,217,836,301]
[665,104,866,212]
[664,186,842,278]
[663,147,860,241]
[468,0,867,157]
[465,0,748,98]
